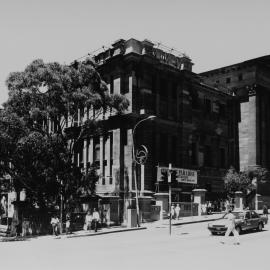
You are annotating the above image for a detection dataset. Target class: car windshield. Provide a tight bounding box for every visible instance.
[223,212,244,219]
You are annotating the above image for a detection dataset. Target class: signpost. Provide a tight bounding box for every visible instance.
[157,165,198,235]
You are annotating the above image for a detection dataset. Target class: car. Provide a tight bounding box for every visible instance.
[207,210,268,235]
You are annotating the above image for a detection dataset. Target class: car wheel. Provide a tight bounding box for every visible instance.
[211,232,217,235]
[257,223,263,232]
[235,226,241,235]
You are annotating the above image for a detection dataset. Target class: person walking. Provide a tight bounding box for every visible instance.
[92,208,100,232]
[263,205,268,216]
[221,209,240,245]
[170,204,175,220]
[65,213,71,234]
[175,204,181,220]
[84,210,92,231]
[50,215,60,236]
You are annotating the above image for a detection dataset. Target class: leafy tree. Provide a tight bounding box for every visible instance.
[224,166,270,205]
[224,167,247,197]
[0,58,129,211]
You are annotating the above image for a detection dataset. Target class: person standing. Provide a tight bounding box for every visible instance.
[92,208,100,232]
[175,204,181,220]
[221,209,240,245]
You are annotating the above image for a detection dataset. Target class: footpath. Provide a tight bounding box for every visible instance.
[0,210,266,242]
[0,212,224,242]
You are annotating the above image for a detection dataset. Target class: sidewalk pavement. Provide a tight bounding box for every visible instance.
[0,213,224,242]
[144,213,224,229]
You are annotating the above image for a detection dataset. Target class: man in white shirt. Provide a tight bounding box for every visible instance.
[221,209,240,245]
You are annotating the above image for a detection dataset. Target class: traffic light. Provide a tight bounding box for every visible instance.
[160,169,168,182]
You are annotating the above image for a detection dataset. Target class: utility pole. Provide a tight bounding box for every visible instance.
[168,163,172,235]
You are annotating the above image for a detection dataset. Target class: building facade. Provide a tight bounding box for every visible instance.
[201,56,270,172]
[72,38,239,222]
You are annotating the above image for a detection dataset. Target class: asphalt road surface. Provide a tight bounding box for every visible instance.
[1,221,269,270]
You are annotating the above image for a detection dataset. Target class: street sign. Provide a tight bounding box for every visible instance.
[157,166,197,184]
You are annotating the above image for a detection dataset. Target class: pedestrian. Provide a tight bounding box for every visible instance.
[263,205,268,218]
[65,213,71,234]
[50,215,60,236]
[175,204,181,220]
[221,209,240,245]
[92,208,100,232]
[84,210,92,231]
[170,204,175,219]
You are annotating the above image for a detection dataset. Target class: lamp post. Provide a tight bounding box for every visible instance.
[132,115,156,227]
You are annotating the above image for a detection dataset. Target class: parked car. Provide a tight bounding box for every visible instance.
[208,210,268,235]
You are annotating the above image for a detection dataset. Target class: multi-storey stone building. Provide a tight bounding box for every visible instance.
[201,56,270,172]
[74,38,239,223]
[201,56,270,202]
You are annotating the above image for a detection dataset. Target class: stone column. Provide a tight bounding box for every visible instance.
[89,137,93,164]
[193,189,207,216]
[248,93,259,166]
[83,139,88,170]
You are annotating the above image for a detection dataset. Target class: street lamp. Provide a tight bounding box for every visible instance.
[132,115,156,227]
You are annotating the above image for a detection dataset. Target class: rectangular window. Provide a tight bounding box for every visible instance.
[171,136,177,165]
[219,104,226,118]
[121,75,129,94]
[226,77,231,84]
[160,133,168,163]
[204,98,212,113]
[152,75,156,93]
[160,79,168,98]
[171,82,177,99]
[238,74,243,81]
[204,145,212,167]
[219,148,225,168]
[191,142,197,165]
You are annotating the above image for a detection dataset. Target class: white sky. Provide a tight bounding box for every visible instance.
[1,0,270,105]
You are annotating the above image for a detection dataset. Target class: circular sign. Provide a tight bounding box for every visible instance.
[135,145,148,165]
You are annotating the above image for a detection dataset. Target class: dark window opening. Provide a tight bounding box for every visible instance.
[171,82,177,99]
[219,148,225,168]
[160,79,168,98]
[160,133,168,163]
[191,142,197,165]
[226,77,231,84]
[204,98,212,113]
[204,145,212,167]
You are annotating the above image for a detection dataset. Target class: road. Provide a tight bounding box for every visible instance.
[0,221,269,270]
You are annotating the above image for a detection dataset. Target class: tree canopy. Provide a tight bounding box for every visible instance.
[224,166,270,204]
[0,58,129,211]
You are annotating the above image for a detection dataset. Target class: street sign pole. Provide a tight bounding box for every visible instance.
[168,163,172,235]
